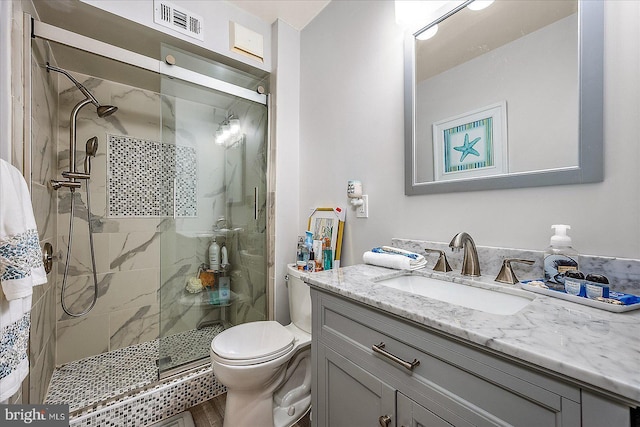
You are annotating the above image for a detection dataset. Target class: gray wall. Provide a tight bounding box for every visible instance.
[299,0,640,266]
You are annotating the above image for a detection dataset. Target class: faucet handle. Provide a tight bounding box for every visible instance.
[424,248,452,273]
[495,259,535,284]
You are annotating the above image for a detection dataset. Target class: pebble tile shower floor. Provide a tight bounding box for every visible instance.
[46,325,225,413]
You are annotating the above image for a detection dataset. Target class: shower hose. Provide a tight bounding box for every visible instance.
[60,180,99,317]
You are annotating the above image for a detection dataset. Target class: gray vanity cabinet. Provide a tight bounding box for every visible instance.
[311,288,596,427]
[317,343,395,425]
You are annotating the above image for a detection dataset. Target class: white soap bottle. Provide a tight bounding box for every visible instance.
[221,245,228,268]
[544,224,579,290]
[209,237,220,271]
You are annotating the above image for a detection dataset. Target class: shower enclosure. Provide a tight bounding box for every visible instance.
[31,19,269,413]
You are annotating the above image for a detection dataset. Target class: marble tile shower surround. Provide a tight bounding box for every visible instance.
[23,38,59,404]
[54,70,269,368]
[393,238,640,294]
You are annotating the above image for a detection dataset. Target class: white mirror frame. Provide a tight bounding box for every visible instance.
[404,0,603,195]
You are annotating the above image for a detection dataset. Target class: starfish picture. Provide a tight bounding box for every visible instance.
[453,133,481,162]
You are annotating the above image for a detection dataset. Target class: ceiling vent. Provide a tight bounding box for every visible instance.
[153,0,204,41]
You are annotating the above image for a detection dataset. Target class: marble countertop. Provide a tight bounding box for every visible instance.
[305,264,640,405]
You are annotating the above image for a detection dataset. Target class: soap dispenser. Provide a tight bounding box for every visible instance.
[544,224,579,290]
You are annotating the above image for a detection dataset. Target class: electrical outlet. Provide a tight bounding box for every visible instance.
[356,195,369,218]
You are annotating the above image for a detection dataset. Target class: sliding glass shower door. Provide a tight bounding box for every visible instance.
[157,48,268,376]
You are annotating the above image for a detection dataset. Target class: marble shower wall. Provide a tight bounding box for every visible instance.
[23,37,59,404]
[54,70,269,365]
[55,73,167,365]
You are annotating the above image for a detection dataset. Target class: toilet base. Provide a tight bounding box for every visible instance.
[219,348,311,427]
[224,388,279,427]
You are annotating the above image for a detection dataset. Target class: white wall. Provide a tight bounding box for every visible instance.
[272,19,300,324]
[300,1,640,264]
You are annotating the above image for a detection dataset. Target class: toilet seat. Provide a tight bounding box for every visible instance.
[211,321,295,366]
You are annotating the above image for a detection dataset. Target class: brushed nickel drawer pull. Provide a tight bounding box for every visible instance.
[372,342,420,371]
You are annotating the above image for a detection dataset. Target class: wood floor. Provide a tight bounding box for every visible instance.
[189,393,310,427]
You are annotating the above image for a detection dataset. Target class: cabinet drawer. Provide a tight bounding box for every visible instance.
[315,290,581,427]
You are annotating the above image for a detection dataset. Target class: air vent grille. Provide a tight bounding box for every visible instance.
[153,0,204,41]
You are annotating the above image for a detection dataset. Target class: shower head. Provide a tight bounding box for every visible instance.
[45,63,118,117]
[97,105,118,117]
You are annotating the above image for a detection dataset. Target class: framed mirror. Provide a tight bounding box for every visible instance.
[404,0,603,195]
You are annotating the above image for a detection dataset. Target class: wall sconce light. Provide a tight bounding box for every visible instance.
[215,114,241,147]
[395,1,463,33]
[467,0,494,11]
[347,180,363,207]
[416,24,438,40]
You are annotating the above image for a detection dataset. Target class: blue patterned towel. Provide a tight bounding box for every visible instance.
[0,159,46,300]
[0,159,46,401]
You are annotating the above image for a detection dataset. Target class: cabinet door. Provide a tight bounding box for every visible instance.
[316,345,395,427]
[397,392,454,427]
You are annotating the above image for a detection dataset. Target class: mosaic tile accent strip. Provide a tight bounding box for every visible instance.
[69,366,224,427]
[107,134,197,218]
[46,326,224,413]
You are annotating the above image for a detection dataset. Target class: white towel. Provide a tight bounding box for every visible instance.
[0,295,32,401]
[0,159,47,299]
[0,158,47,401]
[363,251,428,270]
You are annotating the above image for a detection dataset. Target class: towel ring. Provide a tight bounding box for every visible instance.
[42,242,54,274]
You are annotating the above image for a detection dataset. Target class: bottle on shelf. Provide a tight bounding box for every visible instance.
[209,237,220,271]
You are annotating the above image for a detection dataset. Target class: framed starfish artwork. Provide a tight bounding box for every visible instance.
[432,102,508,182]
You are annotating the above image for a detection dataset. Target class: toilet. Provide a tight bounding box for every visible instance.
[210,264,312,427]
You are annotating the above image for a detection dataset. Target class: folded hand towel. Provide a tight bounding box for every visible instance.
[369,246,426,268]
[0,159,47,300]
[363,251,427,270]
[372,246,425,262]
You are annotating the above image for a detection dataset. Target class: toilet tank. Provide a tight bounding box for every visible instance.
[286,264,312,334]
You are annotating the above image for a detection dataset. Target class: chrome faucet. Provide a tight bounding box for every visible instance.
[449,232,481,277]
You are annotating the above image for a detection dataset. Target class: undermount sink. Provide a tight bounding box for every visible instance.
[375,274,534,315]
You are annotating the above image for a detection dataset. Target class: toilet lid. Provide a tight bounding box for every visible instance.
[211,321,295,364]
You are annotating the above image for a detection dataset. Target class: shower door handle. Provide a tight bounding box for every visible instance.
[254,187,258,220]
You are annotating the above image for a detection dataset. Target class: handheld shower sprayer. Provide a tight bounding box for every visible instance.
[84,136,98,174]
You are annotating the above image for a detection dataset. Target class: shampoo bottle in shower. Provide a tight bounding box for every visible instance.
[209,237,220,271]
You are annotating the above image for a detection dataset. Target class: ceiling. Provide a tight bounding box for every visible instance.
[227,0,331,30]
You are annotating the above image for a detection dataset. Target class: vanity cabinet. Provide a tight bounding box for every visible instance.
[311,288,631,427]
